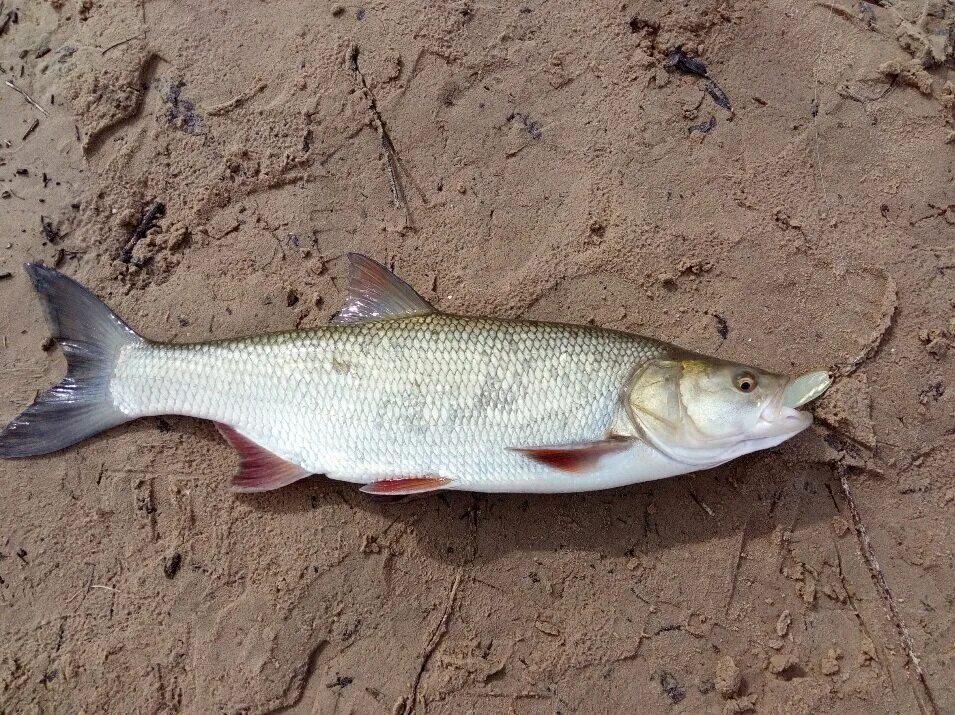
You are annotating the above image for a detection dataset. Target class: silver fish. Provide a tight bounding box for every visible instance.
[0,255,831,494]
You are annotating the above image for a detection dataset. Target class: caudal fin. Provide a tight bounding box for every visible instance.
[0,264,143,458]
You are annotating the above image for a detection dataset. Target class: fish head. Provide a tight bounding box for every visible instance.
[626,357,831,467]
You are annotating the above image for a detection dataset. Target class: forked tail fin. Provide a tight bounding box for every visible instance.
[0,264,143,458]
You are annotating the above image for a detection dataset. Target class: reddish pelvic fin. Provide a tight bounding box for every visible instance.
[359,476,452,495]
[215,423,311,492]
[512,438,634,473]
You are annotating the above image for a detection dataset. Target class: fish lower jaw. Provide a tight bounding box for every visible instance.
[757,408,813,439]
[636,417,811,467]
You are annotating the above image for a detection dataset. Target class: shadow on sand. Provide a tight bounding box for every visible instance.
[234,426,845,568]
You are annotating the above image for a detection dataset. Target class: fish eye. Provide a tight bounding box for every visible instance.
[734,372,757,393]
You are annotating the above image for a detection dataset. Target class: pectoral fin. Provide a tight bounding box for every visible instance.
[512,437,636,473]
[215,423,312,492]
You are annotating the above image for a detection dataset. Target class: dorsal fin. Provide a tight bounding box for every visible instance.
[331,254,436,325]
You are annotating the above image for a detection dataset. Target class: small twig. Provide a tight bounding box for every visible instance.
[349,46,412,217]
[5,79,50,116]
[688,488,715,516]
[705,80,732,110]
[723,519,748,614]
[21,118,39,140]
[120,201,166,264]
[838,77,896,104]
[814,0,868,26]
[101,34,143,55]
[405,569,462,714]
[91,584,118,592]
[140,0,147,44]
[688,115,716,135]
[381,133,406,209]
[205,80,267,116]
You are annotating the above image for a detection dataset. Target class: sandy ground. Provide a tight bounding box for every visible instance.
[0,0,953,712]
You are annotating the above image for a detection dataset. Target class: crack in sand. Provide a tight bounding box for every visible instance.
[82,52,164,156]
[839,467,938,715]
[348,44,414,223]
[830,530,883,666]
[838,269,898,377]
[403,569,463,715]
[264,639,327,714]
[204,80,268,117]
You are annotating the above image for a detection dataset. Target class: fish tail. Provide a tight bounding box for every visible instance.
[0,264,143,458]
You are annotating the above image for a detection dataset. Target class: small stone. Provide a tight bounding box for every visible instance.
[831,516,850,536]
[768,654,796,675]
[714,656,741,698]
[359,535,381,554]
[878,58,933,95]
[534,620,560,636]
[822,581,848,603]
[821,648,842,675]
[919,328,951,360]
[660,672,685,703]
[775,610,791,637]
[163,553,182,579]
[724,694,758,714]
[798,579,817,605]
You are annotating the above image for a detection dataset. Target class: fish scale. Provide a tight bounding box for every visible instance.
[110,314,669,488]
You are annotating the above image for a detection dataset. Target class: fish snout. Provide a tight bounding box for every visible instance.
[781,370,832,409]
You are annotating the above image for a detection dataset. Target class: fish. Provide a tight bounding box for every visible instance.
[0,254,832,495]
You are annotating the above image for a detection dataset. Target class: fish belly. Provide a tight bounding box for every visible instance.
[109,315,673,491]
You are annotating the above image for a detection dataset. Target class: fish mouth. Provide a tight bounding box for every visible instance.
[759,370,832,433]
[752,370,832,440]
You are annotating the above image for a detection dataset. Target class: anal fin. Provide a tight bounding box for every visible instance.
[359,476,452,495]
[511,437,635,473]
[215,423,311,492]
